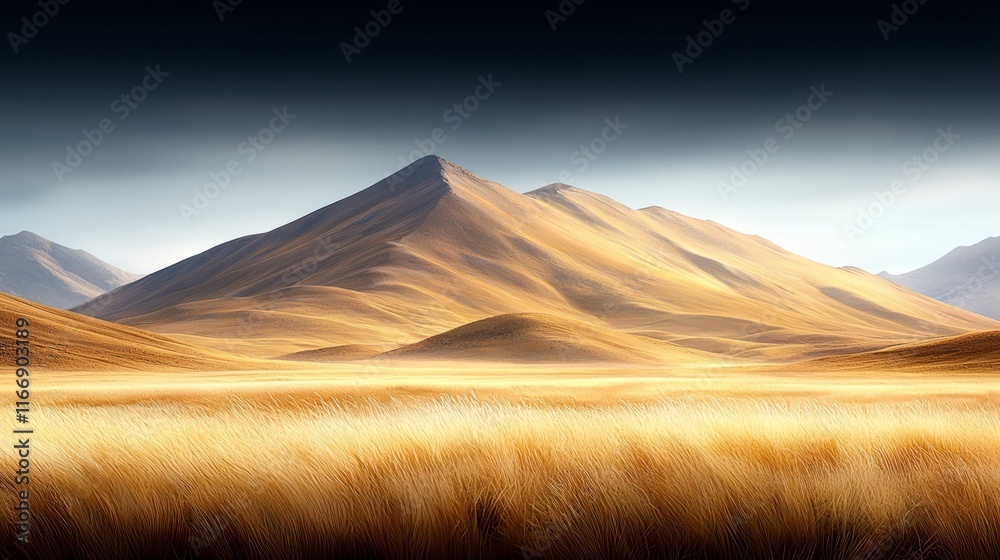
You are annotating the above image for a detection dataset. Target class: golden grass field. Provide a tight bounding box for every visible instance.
[5,364,1000,559]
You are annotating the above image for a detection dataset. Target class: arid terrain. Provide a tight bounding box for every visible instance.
[73,157,998,362]
[2,158,999,559]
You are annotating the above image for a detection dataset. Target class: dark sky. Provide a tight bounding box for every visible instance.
[2,0,998,273]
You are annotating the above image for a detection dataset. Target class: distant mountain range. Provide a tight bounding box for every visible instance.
[880,237,1000,320]
[0,231,139,309]
[73,156,998,363]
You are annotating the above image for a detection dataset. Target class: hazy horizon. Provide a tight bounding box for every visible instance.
[2,150,996,278]
[2,0,997,275]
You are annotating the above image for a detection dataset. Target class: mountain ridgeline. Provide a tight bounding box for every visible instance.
[73,156,999,363]
[880,237,1000,321]
[0,231,139,309]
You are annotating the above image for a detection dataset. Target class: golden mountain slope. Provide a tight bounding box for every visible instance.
[0,292,260,371]
[795,330,1000,372]
[73,156,999,362]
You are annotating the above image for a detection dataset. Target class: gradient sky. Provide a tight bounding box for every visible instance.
[2,0,997,275]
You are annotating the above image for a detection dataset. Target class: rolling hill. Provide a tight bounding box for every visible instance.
[381,313,716,364]
[0,292,259,371]
[880,236,1000,320]
[0,231,139,309]
[74,156,999,363]
[796,330,1000,372]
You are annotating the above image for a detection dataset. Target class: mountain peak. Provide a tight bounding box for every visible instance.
[0,231,139,309]
[403,154,451,173]
[2,230,46,244]
[382,155,449,189]
[376,155,503,201]
[375,154,528,207]
[965,235,1000,250]
[416,154,452,168]
[527,183,578,196]
[392,154,472,181]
